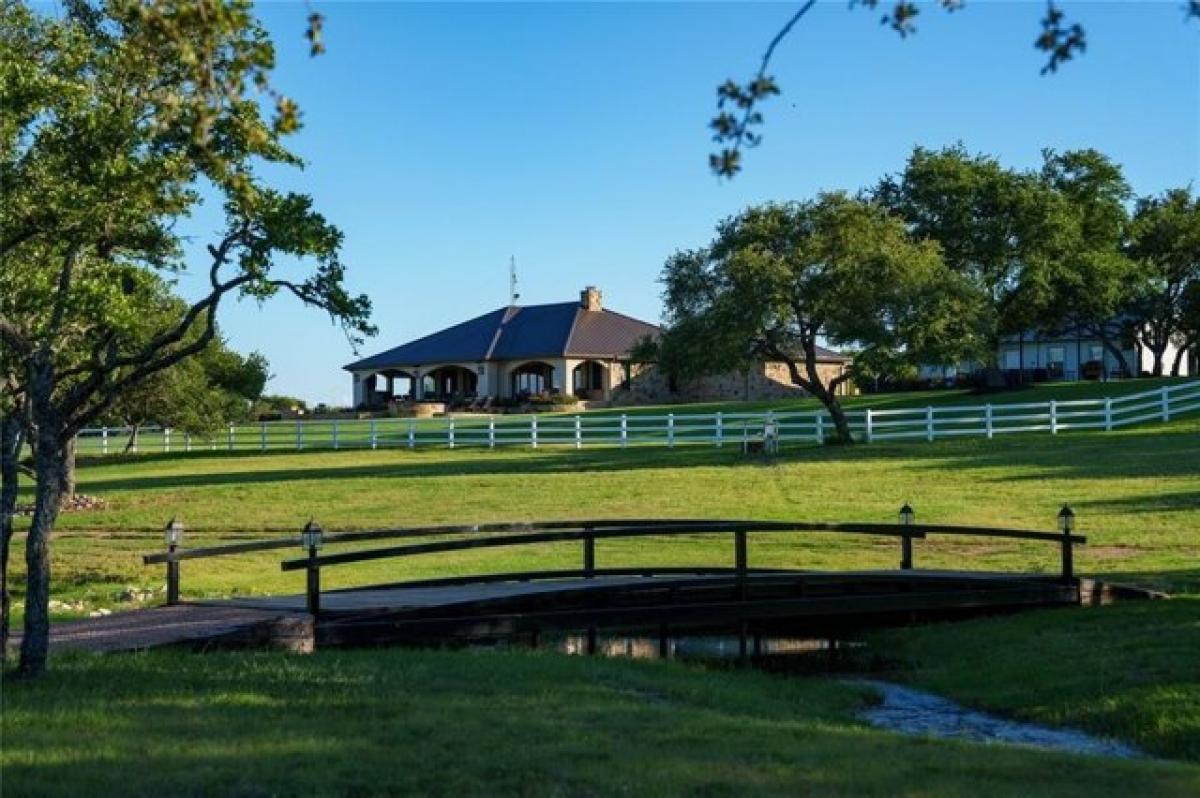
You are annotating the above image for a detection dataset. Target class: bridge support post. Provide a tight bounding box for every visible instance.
[164,518,183,605]
[166,552,180,605]
[584,527,597,654]
[306,547,321,616]
[1058,506,1076,585]
[734,529,748,599]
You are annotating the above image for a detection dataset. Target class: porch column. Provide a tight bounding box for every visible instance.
[413,368,423,400]
[385,374,395,399]
[552,359,568,394]
[476,364,490,397]
[352,372,366,407]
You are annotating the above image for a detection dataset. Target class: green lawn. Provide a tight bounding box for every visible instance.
[3,648,1198,797]
[4,409,1199,792]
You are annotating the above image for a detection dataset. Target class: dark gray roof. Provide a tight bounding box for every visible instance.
[812,344,849,363]
[345,302,661,371]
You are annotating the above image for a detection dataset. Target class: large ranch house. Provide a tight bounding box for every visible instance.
[345,286,852,408]
[346,287,659,407]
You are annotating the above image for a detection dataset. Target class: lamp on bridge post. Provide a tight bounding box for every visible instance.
[1058,505,1075,583]
[898,503,915,570]
[164,517,184,605]
[301,519,324,616]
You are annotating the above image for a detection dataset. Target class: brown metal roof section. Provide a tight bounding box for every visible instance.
[564,308,661,358]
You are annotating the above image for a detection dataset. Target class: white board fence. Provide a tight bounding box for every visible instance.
[76,381,1200,456]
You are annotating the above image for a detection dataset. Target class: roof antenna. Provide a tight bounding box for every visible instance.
[509,255,520,304]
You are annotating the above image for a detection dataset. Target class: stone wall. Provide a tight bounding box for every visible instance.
[612,361,850,405]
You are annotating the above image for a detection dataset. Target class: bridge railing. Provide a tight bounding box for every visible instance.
[269,515,1085,616]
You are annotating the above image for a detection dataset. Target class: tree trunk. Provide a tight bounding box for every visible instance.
[787,348,853,444]
[1171,340,1192,377]
[124,424,140,454]
[1095,330,1132,378]
[62,434,76,502]
[822,394,853,443]
[18,420,66,677]
[0,411,22,663]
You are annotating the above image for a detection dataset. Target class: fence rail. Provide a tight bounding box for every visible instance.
[79,381,1200,456]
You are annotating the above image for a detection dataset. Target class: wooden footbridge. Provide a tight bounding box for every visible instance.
[37,513,1094,657]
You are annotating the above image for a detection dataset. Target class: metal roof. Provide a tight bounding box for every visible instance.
[344,302,662,371]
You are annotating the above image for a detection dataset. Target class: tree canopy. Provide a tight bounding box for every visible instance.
[0,0,374,676]
[656,193,983,442]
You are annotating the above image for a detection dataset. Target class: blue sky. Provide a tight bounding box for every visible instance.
[176,1,1199,405]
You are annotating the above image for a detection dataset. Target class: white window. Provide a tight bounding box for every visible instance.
[1047,346,1065,368]
[1004,349,1020,369]
[1089,345,1104,363]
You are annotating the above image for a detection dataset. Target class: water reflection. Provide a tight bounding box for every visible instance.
[547,633,855,661]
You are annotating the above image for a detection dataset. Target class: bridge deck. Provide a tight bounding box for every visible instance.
[20,570,1085,656]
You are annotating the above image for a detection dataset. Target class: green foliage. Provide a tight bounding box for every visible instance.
[656,194,985,438]
[0,0,375,437]
[1129,188,1200,373]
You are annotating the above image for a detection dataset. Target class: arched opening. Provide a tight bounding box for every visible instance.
[364,370,414,407]
[423,366,478,401]
[510,361,554,398]
[571,360,607,399]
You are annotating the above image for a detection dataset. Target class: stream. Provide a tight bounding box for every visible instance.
[849,679,1143,758]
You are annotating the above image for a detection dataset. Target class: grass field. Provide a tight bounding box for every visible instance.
[4,394,1200,794]
[4,649,1198,797]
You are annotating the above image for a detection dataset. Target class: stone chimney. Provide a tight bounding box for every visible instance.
[580,286,602,312]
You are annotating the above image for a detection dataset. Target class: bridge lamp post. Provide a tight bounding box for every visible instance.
[301,519,324,616]
[164,517,184,605]
[1058,505,1075,583]
[898,503,915,570]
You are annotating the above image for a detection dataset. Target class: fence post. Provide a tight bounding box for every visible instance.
[1050,400,1058,435]
[715,412,723,447]
[185,433,192,452]
[530,415,538,449]
[407,419,415,449]
[370,419,377,450]
[667,413,675,448]
[227,422,234,451]
[865,409,874,443]
[1104,398,1113,432]
[333,419,340,450]
[101,426,109,455]
[574,415,582,449]
[296,419,303,450]
[620,414,628,448]
[985,404,993,439]
[164,427,171,453]
[260,422,267,452]
[1161,386,1170,422]
[925,406,934,442]
[488,417,496,449]
[815,413,824,444]
[448,417,455,449]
